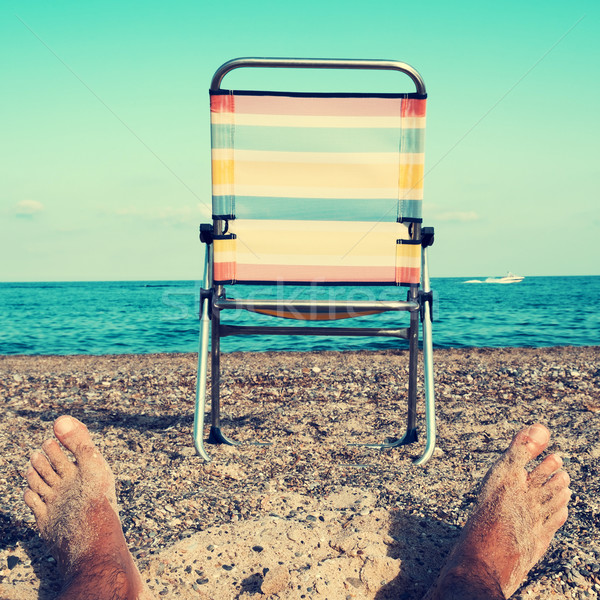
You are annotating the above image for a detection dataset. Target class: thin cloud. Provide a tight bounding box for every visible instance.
[15,200,44,218]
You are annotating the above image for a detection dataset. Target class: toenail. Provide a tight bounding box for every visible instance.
[526,424,548,444]
[551,453,563,468]
[55,416,76,435]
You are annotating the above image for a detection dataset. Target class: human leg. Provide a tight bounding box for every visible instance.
[425,423,571,599]
[23,416,154,600]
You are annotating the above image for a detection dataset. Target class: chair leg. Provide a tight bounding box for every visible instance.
[355,291,419,450]
[365,303,419,450]
[194,246,213,461]
[207,306,239,446]
[193,291,212,461]
[414,246,436,465]
[404,303,420,441]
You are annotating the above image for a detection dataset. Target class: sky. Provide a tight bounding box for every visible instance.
[1,0,598,281]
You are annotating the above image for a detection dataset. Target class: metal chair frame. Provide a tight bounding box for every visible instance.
[194,58,435,464]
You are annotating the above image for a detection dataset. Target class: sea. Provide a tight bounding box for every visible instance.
[1,277,599,355]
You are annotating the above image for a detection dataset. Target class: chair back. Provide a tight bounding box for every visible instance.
[210,86,426,287]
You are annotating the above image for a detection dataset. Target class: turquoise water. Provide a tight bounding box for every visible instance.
[1,277,599,355]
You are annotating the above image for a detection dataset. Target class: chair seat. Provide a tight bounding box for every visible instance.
[215,296,419,321]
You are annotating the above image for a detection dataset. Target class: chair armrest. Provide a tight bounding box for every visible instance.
[199,223,214,244]
[421,227,434,248]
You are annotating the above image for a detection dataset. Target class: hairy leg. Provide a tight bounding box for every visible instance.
[24,416,154,600]
[425,423,571,600]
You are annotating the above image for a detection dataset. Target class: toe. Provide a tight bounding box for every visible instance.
[30,451,61,487]
[542,474,571,515]
[26,465,52,498]
[24,488,48,521]
[545,469,571,490]
[504,423,550,466]
[546,503,569,532]
[42,439,76,477]
[529,453,563,487]
[54,416,95,459]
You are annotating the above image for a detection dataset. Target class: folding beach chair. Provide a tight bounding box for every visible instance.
[194,58,435,464]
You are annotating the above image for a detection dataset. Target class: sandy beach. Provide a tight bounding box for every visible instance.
[0,347,599,599]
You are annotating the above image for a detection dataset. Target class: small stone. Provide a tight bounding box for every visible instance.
[7,556,20,570]
[346,577,363,589]
[311,367,321,374]
[261,565,290,595]
[252,545,264,553]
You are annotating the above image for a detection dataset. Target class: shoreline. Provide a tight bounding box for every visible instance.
[1,347,599,599]
[1,343,599,358]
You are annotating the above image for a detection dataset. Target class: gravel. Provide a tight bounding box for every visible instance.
[0,346,598,598]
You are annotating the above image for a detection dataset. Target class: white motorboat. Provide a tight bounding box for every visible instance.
[485,272,525,284]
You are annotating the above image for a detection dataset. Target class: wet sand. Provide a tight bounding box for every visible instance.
[0,347,599,599]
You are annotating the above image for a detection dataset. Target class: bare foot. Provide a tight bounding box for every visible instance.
[426,423,571,599]
[24,416,154,599]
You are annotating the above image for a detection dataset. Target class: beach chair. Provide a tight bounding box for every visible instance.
[194,58,435,464]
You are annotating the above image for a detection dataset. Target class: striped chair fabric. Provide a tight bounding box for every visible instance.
[210,90,426,286]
